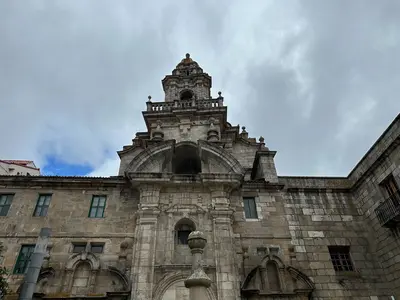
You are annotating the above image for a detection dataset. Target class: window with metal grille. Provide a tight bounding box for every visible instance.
[0,194,13,216]
[88,195,106,218]
[328,246,354,272]
[33,194,51,217]
[243,197,258,219]
[14,245,35,274]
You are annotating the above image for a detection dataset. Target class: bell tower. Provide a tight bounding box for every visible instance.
[162,53,212,102]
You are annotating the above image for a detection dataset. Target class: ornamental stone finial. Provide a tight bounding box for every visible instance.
[184,230,212,290]
[187,231,207,251]
[186,53,190,59]
[148,95,152,101]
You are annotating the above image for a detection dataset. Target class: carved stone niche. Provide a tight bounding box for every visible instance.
[241,255,314,299]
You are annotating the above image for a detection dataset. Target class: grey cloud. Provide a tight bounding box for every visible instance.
[0,1,399,176]
[242,0,400,175]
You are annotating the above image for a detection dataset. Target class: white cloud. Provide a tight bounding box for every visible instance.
[88,157,120,177]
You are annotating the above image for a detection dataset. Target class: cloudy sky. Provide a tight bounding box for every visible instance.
[0,0,399,177]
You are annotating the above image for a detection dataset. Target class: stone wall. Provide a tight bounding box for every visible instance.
[352,142,400,297]
[164,84,211,103]
[282,189,387,299]
[0,180,136,294]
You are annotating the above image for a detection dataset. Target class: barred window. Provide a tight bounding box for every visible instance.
[328,246,354,272]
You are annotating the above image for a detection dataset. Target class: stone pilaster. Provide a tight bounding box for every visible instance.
[210,185,241,300]
[130,185,160,300]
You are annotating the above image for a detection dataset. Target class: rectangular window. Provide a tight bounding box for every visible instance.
[14,245,35,274]
[90,243,104,253]
[328,246,354,272]
[243,197,258,219]
[72,243,87,253]
[89,195,106,218]
[33,194,51,217]
[0,194,13,216]
[381,175,400,201]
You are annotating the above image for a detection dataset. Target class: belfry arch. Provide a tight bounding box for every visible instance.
[172,142,201,175]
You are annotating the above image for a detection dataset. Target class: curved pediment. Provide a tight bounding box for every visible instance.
[241,257,314,298]
[199,140,245,175]
[126,140,175,173]
[65,251,100,271]
[125,140,245,176]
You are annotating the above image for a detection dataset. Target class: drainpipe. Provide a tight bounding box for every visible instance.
[19,228,51,300]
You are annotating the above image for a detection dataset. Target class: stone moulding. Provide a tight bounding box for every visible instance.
[125,139,246,176]
[152,271,217,300]
[65,252,100,271]
[107,266,131,292]
[241,257,315,298]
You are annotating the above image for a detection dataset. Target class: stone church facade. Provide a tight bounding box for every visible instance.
[1,54,400,300]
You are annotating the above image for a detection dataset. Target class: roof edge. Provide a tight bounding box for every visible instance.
[347,113,400,179]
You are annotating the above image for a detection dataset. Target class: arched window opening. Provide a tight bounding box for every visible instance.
[180,90,194,101]
[177,224,192,245]
[266,261,281,291]
[175,219,196,245]
[173,145,201,175]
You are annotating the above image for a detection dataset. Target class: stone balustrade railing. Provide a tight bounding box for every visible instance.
[146,97,224,112]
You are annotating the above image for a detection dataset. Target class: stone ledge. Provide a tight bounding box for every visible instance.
[0,232,135,238]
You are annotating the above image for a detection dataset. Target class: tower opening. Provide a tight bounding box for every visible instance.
[180,90,194,101]
[173,144,201,175]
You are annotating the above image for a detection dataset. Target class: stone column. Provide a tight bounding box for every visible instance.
[184,231,211,300]
[210,185,241,300]
[130,184,160,300]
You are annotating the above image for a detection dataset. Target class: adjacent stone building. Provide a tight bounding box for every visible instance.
[0,160,40,176]
[0,54,400,300]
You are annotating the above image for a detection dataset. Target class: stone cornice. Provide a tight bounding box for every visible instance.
[278,176,351,191]
[0,175,127,189]
[0,232,134,238]
[242,180,284,191]
[127,172,243,189]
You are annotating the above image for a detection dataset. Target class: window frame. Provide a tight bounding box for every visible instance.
[328,246,354,272]
[33,194,52,217]
[0,194,14,216]
[90,242,105,253]
[380,174,400,199]
[175,222,195,245]
[243,197,258,219]
[72,242,87,253]
[177,228,192,245]
[13,244,35,274]
[88,195,107,218]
